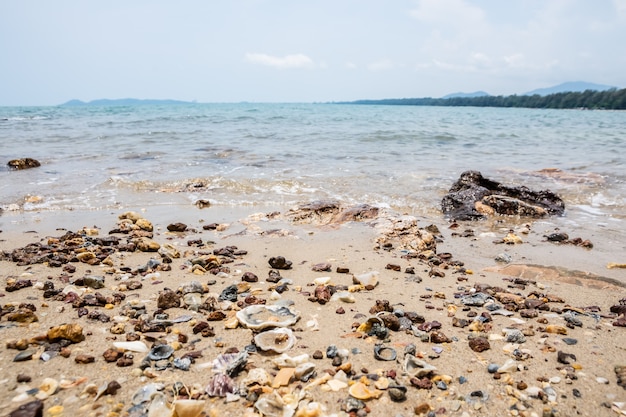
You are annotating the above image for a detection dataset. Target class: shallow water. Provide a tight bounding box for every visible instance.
[1,103,625,233]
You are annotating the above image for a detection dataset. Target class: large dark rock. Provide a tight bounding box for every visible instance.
[7,158,41,170]
[441,171,565,220]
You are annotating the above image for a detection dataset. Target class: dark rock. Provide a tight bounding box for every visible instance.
[268,256,292,270]
[167,222,188,232]
[441,171,565,220]
[157,289,181,309]
[241,272,258,283]
[16,374,31,383]
[8,400,43,417]
[557,350,576,364]
[336,266,350,274]
[7,158,41,170]
[312,262,332,272]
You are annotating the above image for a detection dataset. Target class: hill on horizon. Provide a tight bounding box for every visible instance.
[523,81,617,96]
[441,91,490,99]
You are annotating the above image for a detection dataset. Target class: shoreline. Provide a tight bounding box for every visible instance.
[1,202,625,416]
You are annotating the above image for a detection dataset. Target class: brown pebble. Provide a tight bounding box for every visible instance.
[105,380,122,395]
[16,374,31,383]
[59,347,71,358]
[414,402,432,415]
[241,272,258,283]
[102,348,123,363]
[385,263,401,271]
[336,267,350,274]
[116,356,134,367]
[312,350,323,360]
[517,381,528,390]
[336,307,345,314]
[75,354,95,364]
[469,337,490,352]
[332,356,342,366]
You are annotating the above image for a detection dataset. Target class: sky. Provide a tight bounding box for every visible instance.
[1,0,626,106]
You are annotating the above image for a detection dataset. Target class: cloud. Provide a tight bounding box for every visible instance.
[367,59,395,71]
[245,53,314,69]
[409,0,485,25]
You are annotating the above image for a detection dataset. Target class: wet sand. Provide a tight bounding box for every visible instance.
[1,204,625,417]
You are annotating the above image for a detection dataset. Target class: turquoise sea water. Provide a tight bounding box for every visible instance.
[0,103,625,229]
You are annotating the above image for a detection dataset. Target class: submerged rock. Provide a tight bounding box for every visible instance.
[7,158,41,170]
[441,170,565,220]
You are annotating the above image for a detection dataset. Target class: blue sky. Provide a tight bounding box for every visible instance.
[2,0,625,105]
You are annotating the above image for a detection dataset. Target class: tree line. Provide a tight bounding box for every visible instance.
[347,88,626,110]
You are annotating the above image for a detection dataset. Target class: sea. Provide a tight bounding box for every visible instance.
[1,103,625,235]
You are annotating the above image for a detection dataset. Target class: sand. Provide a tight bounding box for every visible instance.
[1,203,625,417]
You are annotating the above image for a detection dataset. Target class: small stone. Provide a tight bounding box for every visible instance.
[116,356,134,367]
[312,262,331,272]
[13,351,34,362]
[388,386,407,402]
[167,222,187,232]
[241,272,258,283]
[336,267,350,274]
[47,324,85,343]
[469,337,490,352]
[487,363,500,373]
[557,350,576,365]
[8,399,43,417]
[157,289,181,309]
[385,263,401,271]
[74,354,95,364]
[105,380,121,395]
[16,374,31,383]
[312,350,323,360]
[103,348,123,362]
[336,307,345,314]
[414,402,431,415]
[268,256,292,270]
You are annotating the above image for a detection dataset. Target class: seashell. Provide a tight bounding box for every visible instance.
[272,367,295,388]
[272,353,310,369]
[352,271,379,288]
[254,391,297,417]
[403,355,437,377]
[147,392,172,417]
[294,362,316,381]
[148,344,175,361]
[312,277,332,285]
[330,291,356,303]
[35,378,59,400]
[373,344,397,361]
[497,358,519,373]
[254,328,296,353]
[210,351,248,376]
[113,341,149,353]
[132,383,164,405]
[173,399,205,417]
[236,305,301,330]
[241,368,272,387]
[205,373,236,397]
[348,381,383,400]
[326,379,348,391]
[293,401,325,417]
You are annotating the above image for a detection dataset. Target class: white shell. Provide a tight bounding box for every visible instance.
[272,353,310,369]
[236,305,301,330]
[113,340,149,353]
[352,271,379,288]
[403,354,437,377]
[254,328,296,353]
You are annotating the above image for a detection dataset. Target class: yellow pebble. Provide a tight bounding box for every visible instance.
[47,405,64,416]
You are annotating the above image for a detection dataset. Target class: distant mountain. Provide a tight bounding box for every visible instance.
[441,91,490,99]
[523,81,616,96]
[60,98,195,107]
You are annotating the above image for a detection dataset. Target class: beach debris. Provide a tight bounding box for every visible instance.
[7,158,41,170]
[441,170,565,220]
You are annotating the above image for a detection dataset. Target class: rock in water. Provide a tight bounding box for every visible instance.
[441,170,565,220]
[7,158,41,170]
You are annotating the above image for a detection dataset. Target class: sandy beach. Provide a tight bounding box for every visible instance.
[1,202,625,417]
